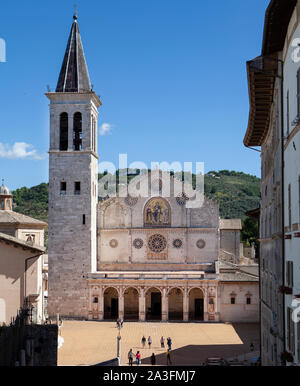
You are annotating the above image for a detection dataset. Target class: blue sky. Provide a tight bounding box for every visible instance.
[0,0,269,191]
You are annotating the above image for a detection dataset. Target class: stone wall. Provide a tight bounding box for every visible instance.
[0,321,58,366]
[47,92,99,319]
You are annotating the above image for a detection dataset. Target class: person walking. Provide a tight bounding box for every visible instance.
[141,336,146,348]
[148,336,152,349]
[166,349,172,365]
[160,336,165,348]
[128,349,134,366]
[136,351,141,365]
[151,353,156,366]
[167,337,172,351]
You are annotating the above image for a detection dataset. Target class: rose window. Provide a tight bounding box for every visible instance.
[109,239,118,248]
[124,196,138,207]
[173,239,183,249]
[133,238,144,249]
[176,193,189,206]
[148,234,167,253]
[196,239,206,249]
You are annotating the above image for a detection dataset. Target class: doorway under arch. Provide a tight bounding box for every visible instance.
[168,288,183,321]
[189,288,204,321]
[124,287,139,321]
[146,287,162,321]
[104,287,119,320]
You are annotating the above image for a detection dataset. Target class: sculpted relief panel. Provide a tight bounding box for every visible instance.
[144,198,171,227]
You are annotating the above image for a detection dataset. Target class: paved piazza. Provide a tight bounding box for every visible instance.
[58,321,259,366]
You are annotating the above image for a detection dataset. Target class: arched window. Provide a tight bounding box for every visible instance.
[59,113,68,151]
[73,112,82,151]
[91,116,94,151]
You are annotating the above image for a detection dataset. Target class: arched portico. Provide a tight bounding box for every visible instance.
[124,287,139,320]
[189,288,205,321]
[146,287,162,321]
[104,287,119,320]
[168,288,183,321]
[89,283,215,322]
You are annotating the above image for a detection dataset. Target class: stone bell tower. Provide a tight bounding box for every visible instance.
[46,14,101,319]
[0,180,13,211]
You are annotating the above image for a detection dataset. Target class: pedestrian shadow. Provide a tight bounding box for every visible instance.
[141,343,257,366]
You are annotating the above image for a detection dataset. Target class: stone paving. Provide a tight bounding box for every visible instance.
[58,321,259,366]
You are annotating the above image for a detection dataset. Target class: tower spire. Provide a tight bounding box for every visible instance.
[56,14,92,93]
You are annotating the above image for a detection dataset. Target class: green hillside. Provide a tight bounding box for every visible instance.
[12,170,260,250]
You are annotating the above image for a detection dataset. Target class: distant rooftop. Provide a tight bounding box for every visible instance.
[0,211,47,227]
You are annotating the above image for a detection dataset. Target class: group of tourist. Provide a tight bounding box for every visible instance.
[127,335,173,366]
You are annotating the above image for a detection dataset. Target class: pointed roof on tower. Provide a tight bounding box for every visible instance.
[56,14,92,93]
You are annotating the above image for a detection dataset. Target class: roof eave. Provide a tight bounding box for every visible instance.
[0,232,45,253]
[262,0,297,56]
[243,56,277,147]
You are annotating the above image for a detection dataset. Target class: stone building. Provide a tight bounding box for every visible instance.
[281,0,300,367]
[0,181,47,324]
[47,15,259,323]
[89,171,259,323]
[244,0,300,366]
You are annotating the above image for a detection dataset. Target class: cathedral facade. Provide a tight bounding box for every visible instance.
[47,15,259,323]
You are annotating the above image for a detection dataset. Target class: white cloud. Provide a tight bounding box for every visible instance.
[0,142,45,160]
[100,123,114,136]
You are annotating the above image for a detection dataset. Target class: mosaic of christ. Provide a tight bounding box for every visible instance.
[144,198,171,226]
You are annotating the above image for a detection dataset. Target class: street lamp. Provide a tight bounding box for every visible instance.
[117,322,122,365]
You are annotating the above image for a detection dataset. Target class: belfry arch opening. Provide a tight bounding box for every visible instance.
[146,287,161,321]
[124,287,139,321]
[189,288,204,321]
[168,288,183,321]
[73,112,82,151]
[59,112,68,150]
[104,287,118,320]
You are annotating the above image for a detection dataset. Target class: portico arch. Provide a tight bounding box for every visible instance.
[124,287,139,321]
[189,288,204,321]
[146,287,162,321]
[168,288,183,321]
[104,287,119,320]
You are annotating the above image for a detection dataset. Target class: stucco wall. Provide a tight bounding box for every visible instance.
[219,283,259,323]
[0,242,42,325]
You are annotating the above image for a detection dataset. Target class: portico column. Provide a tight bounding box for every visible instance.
[162,288,168,322]
[215,285,220,322]
[183,288,189,321]
[88,285,93,320]
[99,287,104,321]
[204,286,209,322]
[119,289,124,320]
[139,288,146,321]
